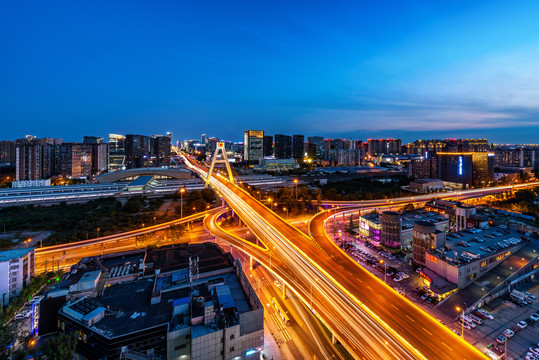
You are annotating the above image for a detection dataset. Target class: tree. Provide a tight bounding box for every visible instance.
[123,197,141,213]
[514,189,535,202]
[38,331,78,360]
[402,203,415,211]
[201,188,216,203]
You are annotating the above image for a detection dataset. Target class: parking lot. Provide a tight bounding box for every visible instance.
[470,282,539,359]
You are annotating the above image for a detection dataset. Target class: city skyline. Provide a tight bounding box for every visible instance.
[2,1,539,143]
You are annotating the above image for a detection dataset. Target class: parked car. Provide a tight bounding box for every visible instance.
[530,313,539,322]
[503,329,515,338]
[517,320,528,329]
[496,335,506,344]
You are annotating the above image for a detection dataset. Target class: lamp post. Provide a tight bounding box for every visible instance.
[380,259,387,283]
[283,207,288,219]
[294,179,298,200]
[97,228,100,238]
[180,187,186,219]
[456,305,466,340]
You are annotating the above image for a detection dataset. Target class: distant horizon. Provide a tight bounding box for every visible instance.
[2,130,538,146]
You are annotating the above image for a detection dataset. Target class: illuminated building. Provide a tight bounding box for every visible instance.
[367,138,401,157]
[243,130,264,162]
[108,134,126,171]
[0,248,35,306]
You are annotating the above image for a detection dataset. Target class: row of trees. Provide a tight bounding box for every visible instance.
[321,176,411,201]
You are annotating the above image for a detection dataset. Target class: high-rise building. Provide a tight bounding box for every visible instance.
[436,152,494,187]
[82,136,104,145]
[201,133,207,144]
[307,136,324,159]
[151,135,171,167]
[407,139,489,155]
[15,140,57,181]
[108,134,126,171]
[367,139,401,157]
[0,248,35,306]
[494,147,536,168]
[292,134,304,159]
[263,135,273,157]
[0,141,16,165]
[59,143,92,178]
[125,134,151,169]
[243,130,264,162]
[274,134,292,159]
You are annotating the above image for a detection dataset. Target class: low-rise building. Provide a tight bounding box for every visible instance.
[358,210,449,251]
[55,244,263,360]
[421,226,528,288]
[409,179,444,193]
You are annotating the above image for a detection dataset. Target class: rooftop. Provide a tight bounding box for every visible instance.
[439,245,539,314]
[429,226,528,265]
[0,247,33,262]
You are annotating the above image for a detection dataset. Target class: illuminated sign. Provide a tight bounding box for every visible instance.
[458,156,463,176]
[246,350,257,356]
[425,151,428,159]
[426,253,438,263]
[360,221,369,231]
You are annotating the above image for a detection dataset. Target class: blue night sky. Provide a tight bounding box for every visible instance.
[2,1,539,144]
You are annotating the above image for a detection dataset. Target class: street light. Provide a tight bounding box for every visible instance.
[380,259,387,283]
[283,207,288,219]
[456,305,466,340]
[97,228,100,238]
[294,179,298,200]
[180,187,186,218]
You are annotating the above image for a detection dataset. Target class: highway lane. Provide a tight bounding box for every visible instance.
[184,155,489,360]
[34,210,216,274]
[320,182,539,206]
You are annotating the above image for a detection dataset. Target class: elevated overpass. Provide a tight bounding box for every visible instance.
[183,154,488,360]
[96,167,193,183]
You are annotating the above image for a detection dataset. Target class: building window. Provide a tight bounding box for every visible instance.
[480,261,486,267]
[185,334,191,339]
[230,334,234,340]
[175,344,187,350]
[230,347,235,352]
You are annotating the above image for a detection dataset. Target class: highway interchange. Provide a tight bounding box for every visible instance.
[33,155,539,359]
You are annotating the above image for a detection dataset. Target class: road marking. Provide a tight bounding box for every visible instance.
[390,304,398,310]
[422,328,432,336]
[406,315,415,323]
[441,341,452,350]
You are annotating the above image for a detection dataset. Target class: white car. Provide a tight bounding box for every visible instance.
[530,313,539,321]
[530,348,539,356]
[477,309,494,320]
[503,329,515,338]
[517,320,528,329]
[496,335,506,344]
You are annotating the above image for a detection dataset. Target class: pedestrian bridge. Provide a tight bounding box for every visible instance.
[96,167,193,183]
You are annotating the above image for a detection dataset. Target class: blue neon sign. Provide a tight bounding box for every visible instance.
[458,156,463,176]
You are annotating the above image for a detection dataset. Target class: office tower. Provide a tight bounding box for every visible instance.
[263,135,273,157]
[125,135,151,169]
[292,134,304,159]
[243,130,264,162]
[206,137,219,153]
[274,134,292,158]
[201,133,207,144]
[151,135,171,167]
[307,136,324,159]
[367,139,401,157]
[59,143,92,178]
[108,134,126,171]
